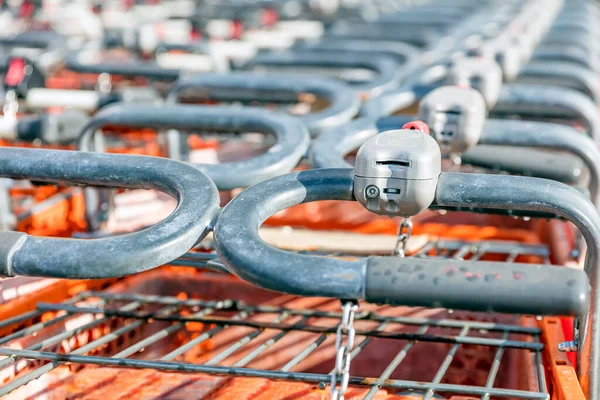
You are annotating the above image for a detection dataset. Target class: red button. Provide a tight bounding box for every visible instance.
[230,20,244,40]
[5,58,26,87]
[402,120,430,134]
[262,8,279,27]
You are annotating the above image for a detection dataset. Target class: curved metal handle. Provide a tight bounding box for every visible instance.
[78,103,310,189]
[241,50,400,98]
[532,45,599,72]
[312,107,600,205]
[310,118,378,169]
[295,38,420,64]
[309,89,418,169]
[517,61,599,102]
[0,31,66,52]
[0,31,67,72]
[167,72,360,137]
[214,167,600,398]
[461,146,585,186]
[493,83,600,142]
[542,29,598,56]
[326,21,442,48]
[293,38,421,82]
[375,116,591,189]
[214,168,592,315]
[0,147,220,279]
[478,119,600,205]
[65,47,181,80]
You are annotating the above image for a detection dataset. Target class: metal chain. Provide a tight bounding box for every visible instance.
[330,301,358,400]
[394,217,413,257]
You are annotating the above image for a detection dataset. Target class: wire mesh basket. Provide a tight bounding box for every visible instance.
[0,237,583,400]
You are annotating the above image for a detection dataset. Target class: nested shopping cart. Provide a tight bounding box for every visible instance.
[0,128,595,399]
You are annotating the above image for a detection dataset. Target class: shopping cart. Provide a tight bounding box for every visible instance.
[214,129,599,398]
[312,85,600,206]
[167,71,360,137]
[76,102,309,231]
[0,131,593,399]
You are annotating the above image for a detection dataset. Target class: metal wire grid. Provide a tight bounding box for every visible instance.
[0,239,551,399]
[172,238,552,271]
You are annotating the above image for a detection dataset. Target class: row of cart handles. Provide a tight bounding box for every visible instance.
[0,127,597,376]
[0,0,599,397]
[0,130,593,307]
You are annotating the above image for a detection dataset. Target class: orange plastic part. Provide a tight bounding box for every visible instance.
[537,317,586,400]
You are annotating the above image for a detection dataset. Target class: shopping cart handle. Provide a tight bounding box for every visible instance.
[312,117,600,204]
[241,51,400,98]
[532,45,597,72]
[326,21,441,48]
[493,83,600,142]
[65,47,181,80]
[293,38,421,82]
[461,146,585,186]
[167,72,360,137]
[518,61,599,102]
[0,147,219,279]
[310,117,379,169]
[478,119,600,205]
[0,31,66,53]
[365,257,589,316]
[214,168,600,311]
[309,89,419,169]
[295,38,420,65]
[78,103,310,190]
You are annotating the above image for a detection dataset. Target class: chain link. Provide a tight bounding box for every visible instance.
[394,217,413,257]
[330,301,358,400]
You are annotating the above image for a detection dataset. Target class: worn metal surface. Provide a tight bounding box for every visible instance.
[0,147,220,279]
[78,102,310,190]
[242,51,400,97]
[167,71,360,137]
[479,119,600,205]
[494,84,600,141]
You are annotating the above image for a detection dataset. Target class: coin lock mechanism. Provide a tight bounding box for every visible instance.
[477,38,521,82]
[418,85,487,154]
[447,57,503,108]
[353,129,441,217]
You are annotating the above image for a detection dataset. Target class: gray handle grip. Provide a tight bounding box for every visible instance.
[78,102,310,189]
[167,72,359,137]
[294,38,420,82]
[494,83,600,142]
[532,45,598,73]
[366,257,589,316]
[215,168,597,315]
[326,21,442,47]
[65,48,181,80]
[0,31,65,52]
[462,146,585,185]
[242,51,400,97]
[478,119,600,205]
[309,90,418,169]
[517,61,599,102]
[0,147,220,279]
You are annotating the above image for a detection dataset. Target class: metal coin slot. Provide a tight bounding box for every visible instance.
[375,160,411,168]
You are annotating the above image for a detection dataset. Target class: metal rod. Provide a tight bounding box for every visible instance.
[481,331,509,400]
[111,304,223,359]
[0,348,551,398]
[423,325,471,400]
[233,316,311,367]
[205,311,290,366]
[363,325,429,400]
[30,303,543,350]
[0,303,181,396]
